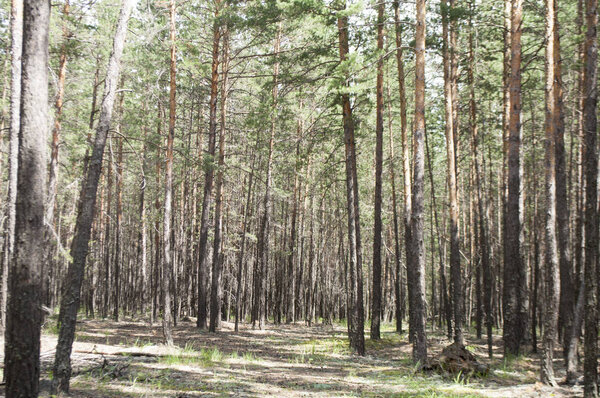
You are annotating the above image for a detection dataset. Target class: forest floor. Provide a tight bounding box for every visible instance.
[0,317,584,397]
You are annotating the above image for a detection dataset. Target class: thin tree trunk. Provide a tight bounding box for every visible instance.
[286,106,302,324]
[566,0,585,384]
[113,95,124,322]
[337,10,365,356]
[371,0,384,341]
[554,0,574,374]
[503,0,527,358]
[51,0,137,391]
[1,0,23,330]
[467,3,492,356]
[393,0,411,339]
[235,156,255,332]
[442,0,462,346]
[46,0,69,230]
[210,26,229,333]
[138,112,148,313]
[409,0,428,365]
[253,24,281,330]
[582,0,598,391]
[386,82,403,335]
[162,0,177,345]
[4,0,49,394]
[540,0,560,383]
[196,3,221,329]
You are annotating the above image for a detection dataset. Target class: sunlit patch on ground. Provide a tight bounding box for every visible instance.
[0,318,583,397]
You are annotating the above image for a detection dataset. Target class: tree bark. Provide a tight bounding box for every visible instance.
[46,0,69,230]
[337,10,365,355]
[51,0,137,391]
[442,0,462,346]
[1,0,23,331]
[4,0,49,394]
[393,0,411,338]
[566,0,586,384]
[210,26,229,333]
[409,0,428,365]
[253,23,281,330]
[540,0,560,383]
[370,0,384,341]
[162,0,176,345]
[196,4,221,329]
[503,0,528,358]
[582,0,598,392]
[113,94,124,322]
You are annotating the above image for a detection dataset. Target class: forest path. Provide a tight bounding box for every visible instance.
[0,318,583,397]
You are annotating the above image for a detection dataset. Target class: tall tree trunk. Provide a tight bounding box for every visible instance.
[393,0,411,338]
[253,24,281,330]
[468,2,492,357]
[138,112,148,313]
[113,94,124,322]
[582,0,598,391]
[196,3,221,329]
[235,156,255,332]
[566,0,586,383]
[4,0,49,394]
[541,0,560,384]
[210,26,229,333]
[409,0,428,365]
[371,0,384,341]
[162,0,177,345]
[1,0,23,330]
[51,0,137,391]
[46,0,69,231]
[503,0,527,357]
[554,0,574,373]
[442,0,462,346]
[286,104,302,324]
[386,82,403,335]
[337,10,365,355]
[102,154,113,318]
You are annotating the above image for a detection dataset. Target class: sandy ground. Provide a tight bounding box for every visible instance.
[0,318,584,397]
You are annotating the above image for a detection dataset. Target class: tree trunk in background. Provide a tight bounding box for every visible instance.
[44,0,69,309]
[409,0,428,365]
[337,11,365,356]
[210,26,229,333]
[540,0,559,384]
[113,95,124,322]
[138,114,148,313]
[253,24,281,330]
[152,107,163,325]
[582,0,598,392]
[566,0,585,383]
[46,0,69,232]
[1,0,23,330]
[51,0,137,391]
[468,2,492,357]
[386,83,403,335]
[371,0,384,341]
[442,0,462,346]
[235,157,254,332]
[162,0,176,345]
[502,0,511,264]
[4,0,49,394]
[553,0,574,371]
[197,4,221,329]
[103,155,113,318]
[393,0,411,338]
[286,105,302,324]
[503,0,527,358]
